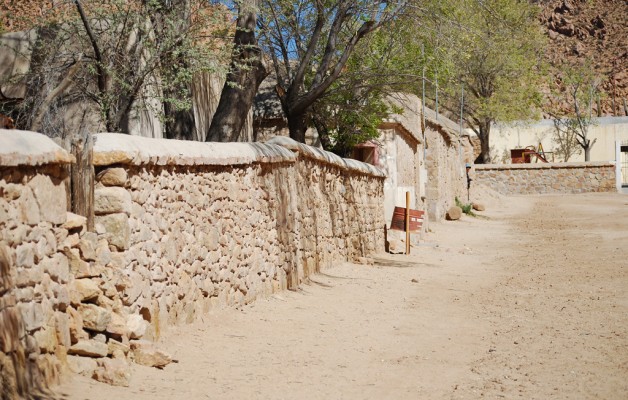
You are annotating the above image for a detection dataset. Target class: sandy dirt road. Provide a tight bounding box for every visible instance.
[56,193,628,399]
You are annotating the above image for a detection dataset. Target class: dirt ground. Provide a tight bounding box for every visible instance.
[56,193,628,399]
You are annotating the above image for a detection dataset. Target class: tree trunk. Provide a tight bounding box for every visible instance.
[287,111,308,143]
[151,0,196,141]
[311,116,333,151]
[584,146,591,162]
[474,118,492,164]
[164,103,196,140]
[206,0,266,142]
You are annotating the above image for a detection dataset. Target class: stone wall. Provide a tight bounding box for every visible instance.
[425,119,472,221]
[0,130,79,397]
[473,162,616,195]
[93,132,384,342]
[1,130,385,395]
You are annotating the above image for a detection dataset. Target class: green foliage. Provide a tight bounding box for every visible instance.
[5,0,230,137]
[310,24,417,155]
[455,197,476,217]
[409,0,547,162]
[257,0,406,146]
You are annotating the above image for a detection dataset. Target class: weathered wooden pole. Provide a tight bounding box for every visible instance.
[405,191,410,255]
[71,133,94,231]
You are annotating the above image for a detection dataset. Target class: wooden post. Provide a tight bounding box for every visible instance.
[405,191,410,255]
[71,133,94,231]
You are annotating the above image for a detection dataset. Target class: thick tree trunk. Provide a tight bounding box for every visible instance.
[287,111,308,143]
[164,103,196,140]
[206,0,266,142]
[475,118,492,164]
[311,116,333,150]
[151,0,196,140]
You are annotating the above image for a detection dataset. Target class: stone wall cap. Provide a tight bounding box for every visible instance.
[93,133,296,166]
[0,129,74,166]
[267,136,386,178]
[474,161,614,170]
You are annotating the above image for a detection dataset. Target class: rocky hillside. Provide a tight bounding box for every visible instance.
[538,0,628,116]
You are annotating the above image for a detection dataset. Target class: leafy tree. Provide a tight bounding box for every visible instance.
[1,0,229,138]
[311,88,391,156]
[414,0,546,163]
[549,62,601,161]
[309,21,422,154]
[206,0,268,142]
[257,0,406,143]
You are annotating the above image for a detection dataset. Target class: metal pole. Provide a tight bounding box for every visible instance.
[589,86,593,120]
[422,45,426,134]
[460,86,464,138]
[435,72,439,121]
[421,73,425,128]
[459,85,464,170]
[405,191,410,255]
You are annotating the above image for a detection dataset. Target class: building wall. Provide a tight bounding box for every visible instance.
[377,126,424,230]
[473,162,616,195]
[424,125,471,221]
[490,117,628,163]
[0,130,385,394]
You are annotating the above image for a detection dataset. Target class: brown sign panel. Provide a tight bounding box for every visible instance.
[390,207,424,232]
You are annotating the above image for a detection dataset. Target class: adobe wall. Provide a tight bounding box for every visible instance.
[1,130,385,394]
[473,162,616,195]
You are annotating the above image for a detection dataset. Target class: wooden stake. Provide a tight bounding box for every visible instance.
[405,191,410,255]
[71,133,94,231]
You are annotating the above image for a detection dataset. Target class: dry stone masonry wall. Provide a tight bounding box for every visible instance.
[1,130,385,396]
[473,162,616,195]
[425,125,469,221]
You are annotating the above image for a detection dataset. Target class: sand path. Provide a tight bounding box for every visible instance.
[57,193,628,399]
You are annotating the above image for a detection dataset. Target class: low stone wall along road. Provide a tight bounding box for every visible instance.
[58,193,628,399]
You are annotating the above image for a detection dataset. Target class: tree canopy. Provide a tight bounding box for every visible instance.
[410,0,546,163]
[256,0,407,143]
[1,0,230,138]
[2,0,549,161]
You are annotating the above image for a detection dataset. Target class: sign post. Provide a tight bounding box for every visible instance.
[405,191,411,255]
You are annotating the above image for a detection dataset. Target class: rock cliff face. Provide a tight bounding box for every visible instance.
[538,0,628,116]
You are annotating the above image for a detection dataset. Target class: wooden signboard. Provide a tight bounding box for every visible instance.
[390,207,424,232]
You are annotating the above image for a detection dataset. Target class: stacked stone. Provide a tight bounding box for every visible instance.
[106,163,285,339]
[474,163,616,195]
[2,131,387,393]
[425,127,469,222]
[90,134,387,337]
[293,155,385,281]
[0,132,177,394]
[1,164,70,397]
